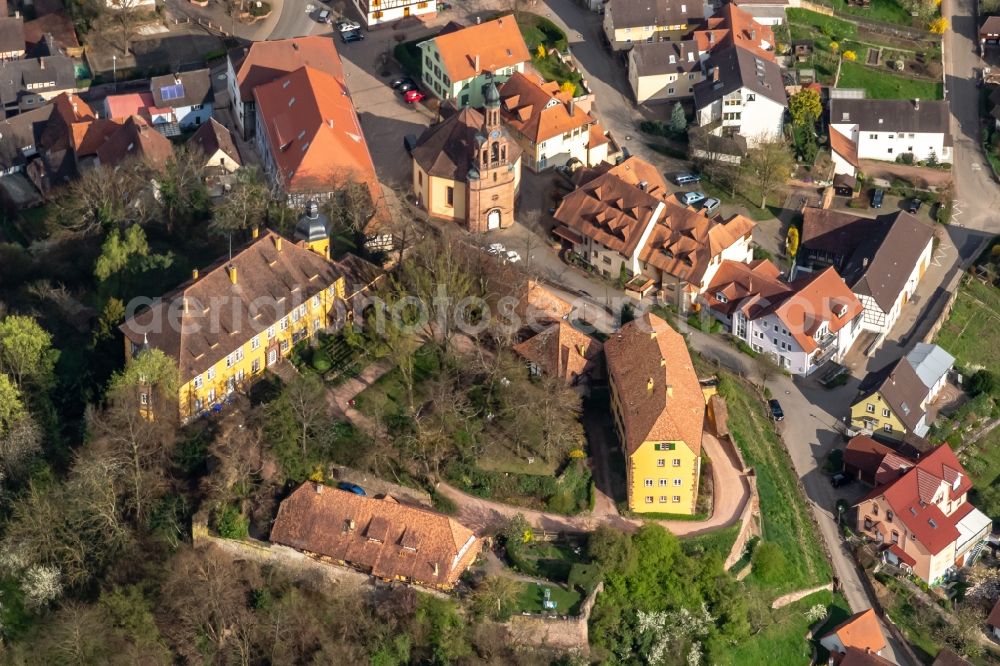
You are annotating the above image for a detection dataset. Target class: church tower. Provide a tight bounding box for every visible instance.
[293,201,331,260]
[466,82,518,234]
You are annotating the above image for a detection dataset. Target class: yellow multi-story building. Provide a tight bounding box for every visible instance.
[603,312,706,514]
[850,356,930,440]
[120,204,373,422]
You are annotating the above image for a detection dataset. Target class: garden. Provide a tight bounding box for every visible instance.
[516,13,585,96]
[785,9,943,99]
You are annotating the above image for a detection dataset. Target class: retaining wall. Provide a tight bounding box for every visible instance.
[505,582,604,655]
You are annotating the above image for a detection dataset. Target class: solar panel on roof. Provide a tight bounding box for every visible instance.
[160,83,185,102]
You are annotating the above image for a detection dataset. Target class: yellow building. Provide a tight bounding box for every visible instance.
[120,204,375,422]
[603,312,706,514]
[850,356,929,440]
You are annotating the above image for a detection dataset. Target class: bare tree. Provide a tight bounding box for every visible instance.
[53,161,153,233]
[209,165,272,237]
[106,0,148,54]
[280,372,328,457]
[741,139,794,209]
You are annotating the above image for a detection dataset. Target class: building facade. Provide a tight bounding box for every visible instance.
[602,0,702,50]
[830,98,953,167]
[353,0,435,28]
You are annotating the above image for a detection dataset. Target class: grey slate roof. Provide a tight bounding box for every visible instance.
[0,54,75,107]
[692,44,787,109]
[607,0,703,29]
[906,343,954,392]
[0,17,24,55]
[830,98,951,140]
[630,39,701,77]
[411,106,521,180]
[841,211,934,313]
[0,103,51,172]
[150,69,214,109]
[857,357,928,433]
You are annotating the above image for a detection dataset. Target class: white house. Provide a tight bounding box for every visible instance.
[603,0,703,50]
[353,0,434,28]
[498,71,609,171]
[817,609,887,660]
[628,39,703,104]
[149,69,214,130]
[829,98,952,175]
[906,343,955,404]
[692,45,787,147]
[418,17,530,108]
[798,209,935,346]
[703,260,864,375]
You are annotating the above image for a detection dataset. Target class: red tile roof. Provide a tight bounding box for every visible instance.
[844,435,915,486]
[822,608,886,653]
[103,92,171,123]
[429,15,531,82]
[230,35,345,102]
[769,266,863,353]
[499,71,594,144]
[831,127,860,169]
[270,482,482,588]
[693,3,775,61]
[858,444,975,555]
[96,116,173,169]
[254,65,382,205]
[703,258,791,317]
[513,321,603,384]
[887,543,916,567]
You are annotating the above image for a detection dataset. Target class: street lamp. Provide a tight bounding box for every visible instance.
[112,54,117,92]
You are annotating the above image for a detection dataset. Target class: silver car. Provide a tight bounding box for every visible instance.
[680,191,706,206]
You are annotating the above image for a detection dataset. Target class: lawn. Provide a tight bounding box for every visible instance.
[826,0,915,26]
[353,344,439,417]
[837,61,943,100]
[935,275,1000,375]
[717,373,832,593]
[787,9,858,40]
[515,13,568,52]
[510,540,586,584]
[514,581,583,615]
[714,590,850,666]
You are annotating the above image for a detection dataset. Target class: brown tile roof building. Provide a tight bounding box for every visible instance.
[96,115,173,170]
[429,16,530,83]
[844,435,916,486]
[702,258,789,317]
[932,648,973,666]
[607,0,702,30]
[693,3,775,60]
[603,312,704,454]
[24,12,80,55]
[120,230,345,383]
[831,127,860,169]
[412,106,521,180]
[0,16,23,58]
[837,647,896,666]
[270,482,482,588]
[189,117,242,169]
[769,267,863,354]
[499,71,594,144]
[230,35,345,104]
[254,65,383,209]
[514,321,603,385]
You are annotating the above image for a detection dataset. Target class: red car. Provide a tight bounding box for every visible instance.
[403,89,425,103]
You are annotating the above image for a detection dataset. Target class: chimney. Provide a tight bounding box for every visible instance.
[314,482,324,494]
[650,330,657,339]
[863,257,869,268]
[660,357,666,367]
[433,562,439,576]
[182,296,189,313]
[227,265,238,285]
[667,384,673,397]
[476,15,481,24]
[192,268,199,281]
[292,42,299,50]
[647,377,654,393]
[174,74,182,85]
[252,226,260,239]
[568,98,575,116]
[349,519,356,530]
[751,29,756,41]
[275,236,283,251]
[712,67,719,82]
[474,53,480,72]
[39,58,45,70]
[914,98,920,110]
[709,31,715,44]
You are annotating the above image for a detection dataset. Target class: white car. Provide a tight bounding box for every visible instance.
[486,242,505,255]
[505,250,522,263]
[680,191,706,206]
[336,19,361,32]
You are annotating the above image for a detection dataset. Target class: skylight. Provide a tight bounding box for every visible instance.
[160,83,185,101]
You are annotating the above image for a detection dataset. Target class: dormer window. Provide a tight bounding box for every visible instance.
[715,292,728,303]
[952,474,961,491]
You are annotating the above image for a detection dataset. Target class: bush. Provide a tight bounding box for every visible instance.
[751,541,787,584]
[311,351,332,374]
[214,503,249,539]
[966,370,996,397]
[248,1,271,16]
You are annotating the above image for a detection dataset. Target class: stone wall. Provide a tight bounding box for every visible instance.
[505,582,604,655]
[719,431,762,571]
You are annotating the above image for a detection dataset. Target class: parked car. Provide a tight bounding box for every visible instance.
[403,134,418,155]
[396,80,417,94]
[437,1,452,9]
[337,481,366,495]
[700,197,721,215]
[391,76,416,90]
[340,29,364,43]
[486,242,505,256]
[680,191,706,206]
[830,473,852,488]
[674,172,701,185]
[768,399,784,422]
[403,89,425,103]
[336,19,361,32]
[906,198,923,214]
[314,8,332,23]
[505,250,522,263]
[870,188,884,209]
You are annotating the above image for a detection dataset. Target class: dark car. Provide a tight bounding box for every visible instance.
[404,134,418,155]
[340,29,364,43]
[906,198,923,214]
[396,80,417,93]
[830,473,852,488]
[437,1,452,9]
[674,172,701,185]
[391,76,415,90]
[870,188,884,209]
[768,399,784,422]
[337,481,367,495]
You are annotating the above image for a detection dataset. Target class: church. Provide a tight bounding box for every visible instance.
[410,83,522,233]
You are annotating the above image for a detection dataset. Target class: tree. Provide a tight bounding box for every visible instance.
[669,102,688,134]
[751,541,786,585]
[472,575,521,621]
[106,0,147,53]
[789,88,822,128]
[792,123,818,163]
[281,372,329,457]
[0,373,25,433]
[94,297,126,344]
[929,16,948,33]
[94,225,172,300]
[0,314,58,389]
[588,524,636,573]
[108,348,179,416]
[0,414,42,487]
[754,351,781,386]
[155,146,209,232]
[785,226,800,258]
[967,369,995,397]
[52,161,151,233]
[742,140,793,209]
[208,165,271,237]
[842,50,857,61]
